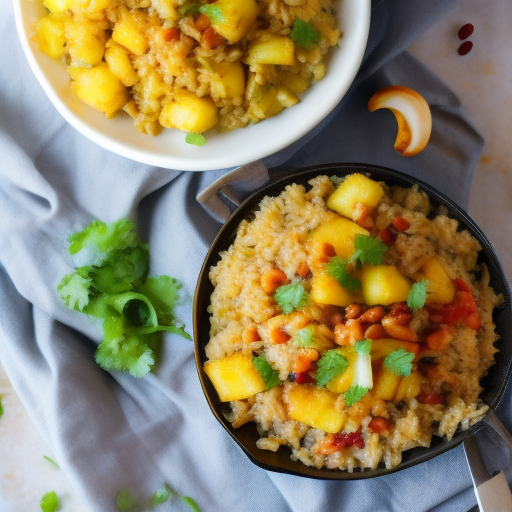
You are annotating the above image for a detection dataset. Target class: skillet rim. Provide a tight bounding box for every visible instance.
[193,162,512,480]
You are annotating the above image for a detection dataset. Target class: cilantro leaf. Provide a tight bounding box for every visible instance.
[68,219,139,255]
[353,234,388,266]
[183,496,202,512]
[290,19,321,49]
[199,4,224,23]
[40,491,60,512]
[316,350,349,387]
[343,385,368,407]
[384,348,415,377]
[326,256,361,291]
[354,339,371,355]
[407,280,429,311]
[253,355,281,390]
[185,133,206,146]
[57,271,92,311]
[43,456,59,468]
[0,396,3,418]
[274,282,309,315]
[116,490,135,511]
[137,276,183,326]
[179,2,200,16]
[291,325,316,348]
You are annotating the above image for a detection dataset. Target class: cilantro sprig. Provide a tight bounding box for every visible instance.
[290,19,321,49]
[343,385,369,407]
[326,257,361,291]
[57,219,191,377]
[384,348,415,377]
[407,280,429,311]
[316,349,349,387]
[253,355,281,390]
[291,325,316,348]
[274,281,309,315]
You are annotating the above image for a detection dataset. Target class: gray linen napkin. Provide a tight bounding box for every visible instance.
[1,0,506,511]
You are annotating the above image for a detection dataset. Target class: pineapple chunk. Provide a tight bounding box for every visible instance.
[35,15,67,59]
[310,216,369,261]
[210,61,245,99]
[278,71,310,94]
[42,0,73,13]
[326,347,357,393]
[395,371,423,402]
[204,0,259,44]
[360,264,412,306]
[159,90,219,133]
[420,257,455,304]
[70,62,129,118]
[310,272,355,307]
[372,365,401,401]
[244,35,295,66]
[151,0,179,21]
[204,353,266,402]
[65,17,106,67]
[105,42,139,87]
[246,74,284,120]
[286,384,345,433]
[112,14,148,56]
[327,173,384,220]
[370,338,420,362]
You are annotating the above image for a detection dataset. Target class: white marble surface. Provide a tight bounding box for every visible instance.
[2,0,511,510]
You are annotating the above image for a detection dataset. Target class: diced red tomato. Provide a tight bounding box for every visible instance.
[368,417,390,434]
[417,391,444,405]
[163,27,180,42]
[453,278,472,292]
[293,371,316,384]
[379,228,396,246]
[331,429,365,450]
[392,216,410,232]
[427,290,480,330]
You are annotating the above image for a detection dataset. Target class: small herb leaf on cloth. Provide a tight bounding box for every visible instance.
[274,281,309,315]
[316,349,349,387]
[384,349,415,377]
[40,491,60,512]
[407,280,429,310]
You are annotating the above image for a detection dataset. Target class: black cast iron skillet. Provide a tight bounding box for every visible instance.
[193,162,512,479]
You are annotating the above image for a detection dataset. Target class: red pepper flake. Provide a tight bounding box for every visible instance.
[391,216,410,232]
[331,429,365,450]
[293,371,316,384]
[453,278,471,293]
[458,41,473,56]
[163,27,180,42]
[417,391,444,405]
[368,417,390,434]
[458,23,474,40]
[379,228,396,246]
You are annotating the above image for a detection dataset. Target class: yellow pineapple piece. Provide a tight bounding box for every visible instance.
[204,353,266,402]
[394,371,423,402]
[278,71,310,95]
[244,35,295,66]
[105,42,139,87]
[310,272,355,307]
[151,0,179,21]
[310,216,369,261]
[370,338,420,362]
[42,0,73,13]
[203,0,259,44]
[246,74,285,120]
[327,173,384,220]
[326,347,357,394]
[35,15,67,59]
[360,264,412,306]
[210,61,245,99]
[112,13,148,56]
[159,90,219,133]
[286,384,345,433]
[419,257,455,304]
[372,364,401,401]
[69,62,129,118]
[65,16,106,67]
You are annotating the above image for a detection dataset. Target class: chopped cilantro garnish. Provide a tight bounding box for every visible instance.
[344,385,369,407]
[57,218,190,377]
[384,348,415,377]
[0,396,3,418]
[199,4,224,23]
[253,355,281,389]
[116,490,135,511]
[179,2,200,16]
[326,256,361,291]
[316,349,349,387]
[40,491,60,512]
[353,234,388,266]
[185,133,206,146]
[43,456,59,468]
[291,325,316,348]
[354,339,371,356]
[290,19,321,49]
[183,496,202,512]
[407,280,429,311]
[274,281,309,315]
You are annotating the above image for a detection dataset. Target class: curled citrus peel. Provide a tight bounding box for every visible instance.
[368,86,432,157]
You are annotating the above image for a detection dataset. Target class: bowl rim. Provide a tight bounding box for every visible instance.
[13,0,372,171]
[193,162,512,479]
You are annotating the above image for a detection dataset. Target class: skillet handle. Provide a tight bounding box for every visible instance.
[197,160,269,223]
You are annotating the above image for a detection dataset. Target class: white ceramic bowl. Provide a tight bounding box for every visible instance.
[14,0,371,171]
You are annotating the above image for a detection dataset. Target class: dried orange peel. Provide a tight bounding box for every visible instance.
[368,86,432,157]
